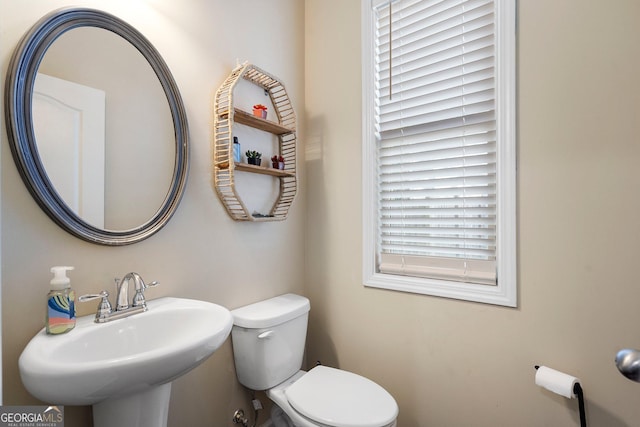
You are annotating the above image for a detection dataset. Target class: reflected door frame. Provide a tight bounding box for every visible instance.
[33,73,106,228]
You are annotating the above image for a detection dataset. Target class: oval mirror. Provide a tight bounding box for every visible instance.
[5,7,189,245]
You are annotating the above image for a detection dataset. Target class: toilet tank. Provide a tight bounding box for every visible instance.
[231,293,310,390]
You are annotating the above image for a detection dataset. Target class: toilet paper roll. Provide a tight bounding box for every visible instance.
[535,366,580,399]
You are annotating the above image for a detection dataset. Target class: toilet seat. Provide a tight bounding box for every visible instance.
[284,366,398,427]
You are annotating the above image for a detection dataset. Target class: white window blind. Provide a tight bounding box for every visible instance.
[374,0,498,285]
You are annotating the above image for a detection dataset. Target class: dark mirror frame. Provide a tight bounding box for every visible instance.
[5,7,189,246]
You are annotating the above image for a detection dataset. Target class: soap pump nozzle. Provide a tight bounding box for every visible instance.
[50,266,74,290]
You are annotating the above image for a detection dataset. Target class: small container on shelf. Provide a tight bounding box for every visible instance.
[233,137,241,163]
[246,150,262,166]
[253,104,268,119]
[271,155,285,170]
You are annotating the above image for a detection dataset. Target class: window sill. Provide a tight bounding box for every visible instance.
[364,271,517,307]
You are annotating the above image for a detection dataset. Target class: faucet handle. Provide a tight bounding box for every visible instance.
[143,280,159,289]
[78,290,109,302]
[132,280,159,308]
[78,290,112,322]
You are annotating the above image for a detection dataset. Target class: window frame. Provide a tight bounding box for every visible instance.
[361,0,517,307]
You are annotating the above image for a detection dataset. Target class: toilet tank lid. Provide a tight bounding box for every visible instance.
[232,293,310,328]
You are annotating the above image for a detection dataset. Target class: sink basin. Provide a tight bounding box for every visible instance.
[19,297,233,427]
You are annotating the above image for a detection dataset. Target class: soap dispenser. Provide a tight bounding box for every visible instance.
[46,266,76,335]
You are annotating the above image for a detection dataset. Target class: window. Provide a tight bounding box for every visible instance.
[362,0,516,306]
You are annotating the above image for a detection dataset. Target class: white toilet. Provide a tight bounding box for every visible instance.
[231,293,398,427]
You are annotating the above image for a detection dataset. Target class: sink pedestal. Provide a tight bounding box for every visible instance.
[93,383,172,427]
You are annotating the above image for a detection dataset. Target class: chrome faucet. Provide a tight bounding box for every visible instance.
[116,272,158,311]
[79,272,159,323]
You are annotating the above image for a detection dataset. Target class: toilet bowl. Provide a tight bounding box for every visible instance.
[230,294,398,427]
[267,368,397,427]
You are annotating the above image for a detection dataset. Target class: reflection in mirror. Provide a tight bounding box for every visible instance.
[35,27,175,230]
[5,8,189,245]
[34,72,107,227]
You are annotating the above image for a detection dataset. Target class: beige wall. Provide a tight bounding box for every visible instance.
[1,0,305,425]
[304,0,640,426]
[4,0,640,426]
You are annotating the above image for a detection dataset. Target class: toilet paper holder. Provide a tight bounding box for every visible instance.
[534,365,586,427]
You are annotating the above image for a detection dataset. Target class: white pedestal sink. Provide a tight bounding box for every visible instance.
[19,297,233,427]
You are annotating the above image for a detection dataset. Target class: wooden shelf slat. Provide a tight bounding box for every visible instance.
[234,162,295,177]
[219,108,294,135]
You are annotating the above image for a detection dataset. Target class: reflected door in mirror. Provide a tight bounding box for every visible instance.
[34,73,106,228]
